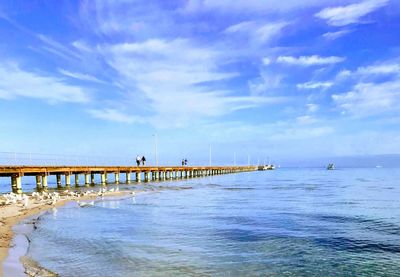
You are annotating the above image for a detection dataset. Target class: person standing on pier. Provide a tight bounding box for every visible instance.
[141,156,146,166]
[136,155,141,166]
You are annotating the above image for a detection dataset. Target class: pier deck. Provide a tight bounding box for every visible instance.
[0,165,258,194]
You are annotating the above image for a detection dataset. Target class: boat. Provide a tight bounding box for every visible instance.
[258,164,275,170]
[327,163,335,170]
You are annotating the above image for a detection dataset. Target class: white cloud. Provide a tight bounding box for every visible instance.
[71,41,92,52]
[332,80,400,117]
[297,81,333,90]
[58,69,104,83]
[100,38,282,127]
[296,115,318,125]
[357,63,400,75]
[248,71,283,96]
[277,55,345,66]
[224,21,288,44]
[262,57,271,65]
[306,103,319,113]
[336,62,400,80]
[37,34,81,61]
[270,126,334,140]
[315,0,389,26]
[0,63,90,103]
[323,29,353,40]
[87,108,145,124]
[185,0,354,13]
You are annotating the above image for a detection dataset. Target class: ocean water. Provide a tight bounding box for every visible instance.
[25,168,400,276]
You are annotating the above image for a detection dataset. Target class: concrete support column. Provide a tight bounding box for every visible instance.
[11,175,22,194]
[160,171,165,180]
[101,172,106,185]
[42,175,48,191]
[75,174,80,187]
[167,171,172,180]
[126,172,132,184]
[56,174,62,188]
[65,174,71,187]
[152,172,156,181]
[155,171,160,180]
[85,174,90,187]
[36,175,42,190]
[115,172,120,184]
[91,173,95,185]
[144,172,150,182]
[135,172,141,182]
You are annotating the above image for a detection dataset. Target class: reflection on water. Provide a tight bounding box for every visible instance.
[27,168,400,276]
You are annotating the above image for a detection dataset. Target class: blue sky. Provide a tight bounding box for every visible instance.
[0,0,400,165]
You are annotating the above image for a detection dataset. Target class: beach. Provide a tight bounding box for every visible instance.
[0,189,134,277]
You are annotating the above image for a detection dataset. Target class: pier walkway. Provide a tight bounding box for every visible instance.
[0,165,258,194]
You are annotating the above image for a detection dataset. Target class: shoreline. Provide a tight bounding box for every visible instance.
[0,189,136,277]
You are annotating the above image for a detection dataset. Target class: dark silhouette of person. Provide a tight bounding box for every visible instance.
[141,156,146,166]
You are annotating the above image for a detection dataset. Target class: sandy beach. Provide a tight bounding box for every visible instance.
[0,189,135,277]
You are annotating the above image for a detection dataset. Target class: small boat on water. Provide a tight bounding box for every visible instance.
[258,164,275,171]
[327,163,335,170]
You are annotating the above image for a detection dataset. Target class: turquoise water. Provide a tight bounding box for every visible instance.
[26,169,400,276]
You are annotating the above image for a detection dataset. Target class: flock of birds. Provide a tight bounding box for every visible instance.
[0,187,135,208]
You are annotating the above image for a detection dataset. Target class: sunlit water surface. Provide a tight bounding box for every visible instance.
[26,168,400,276]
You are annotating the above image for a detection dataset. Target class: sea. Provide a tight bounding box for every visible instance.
[15,168,400,276]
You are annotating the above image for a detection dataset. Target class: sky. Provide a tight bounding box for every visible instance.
[0,0,400,166]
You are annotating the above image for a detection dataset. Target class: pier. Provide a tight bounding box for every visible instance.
[0,165,258,194]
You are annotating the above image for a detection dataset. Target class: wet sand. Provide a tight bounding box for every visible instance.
[0,190,133,277]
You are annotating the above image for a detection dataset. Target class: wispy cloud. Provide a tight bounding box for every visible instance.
[87,108,145,124]
[224,21,289,44]
[58,69,104,83]
[297,81,333,90]
[248,71,283,96]
[323,29,353,40]
[185,0,351,13]
[0,62,90,103]
[336,61,400,80]
[37,34,82,61]
[99,38,282,127]
[277,55,345,66]
[315,0,389,26]
[332,80,400,117]
[306,103,319,113]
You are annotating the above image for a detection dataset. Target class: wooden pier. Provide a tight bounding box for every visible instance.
[0,165,258,194]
